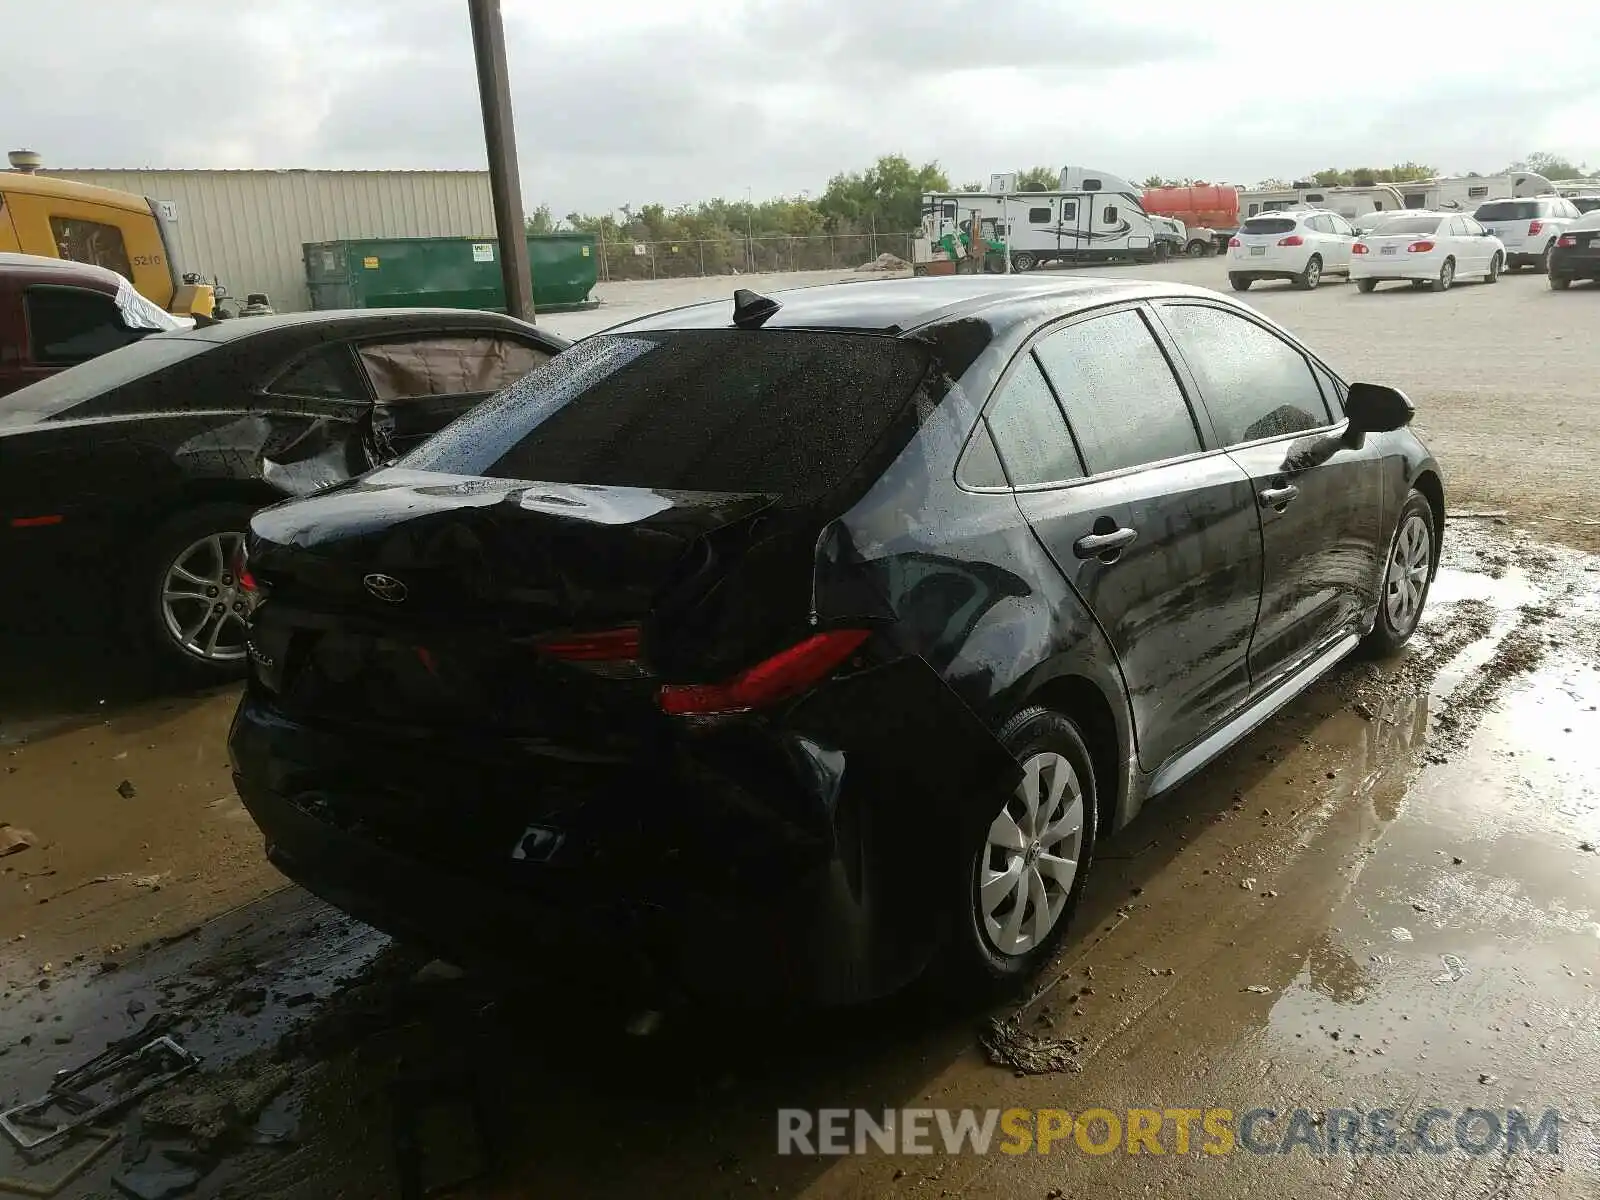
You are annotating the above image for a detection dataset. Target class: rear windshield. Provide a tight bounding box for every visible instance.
[401,329,933,504]
[1369,216,1444,235]
[1241,217,1297,235]
[1474,200,1541,221]
[1571,197,1600,214]
[0,336,208,428]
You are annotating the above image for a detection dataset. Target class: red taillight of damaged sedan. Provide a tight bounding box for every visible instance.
[658,629,871,717]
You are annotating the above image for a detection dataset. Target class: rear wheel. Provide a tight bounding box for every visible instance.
[1010,251,1037,272]
[1486,253,1502,283]
[1186,239,1210,258]
[1355,278,1378,293]
[1539,242,1556,274]
[951,707,1098,991]
[1550,274,1572,290]
[1295,255,1323,290]
[131,502,258,684]
[913,264,929,277]
[1365,491,1437,656]
[1229,274,1252,291]
[1430,257,1455,291]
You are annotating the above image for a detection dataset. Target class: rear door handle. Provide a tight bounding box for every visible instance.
[1073,526,1138,558]
[1259,484,1300,509]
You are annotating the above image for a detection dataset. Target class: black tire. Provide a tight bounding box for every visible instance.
[1430,257,1455,292]
[129,502,259,685]
[1229,274,1253,291]
[1549,274,1572,291]
[948,706,1099,993]
[1364,490,1438,657]
[1186,240,1209,258]
[1356,278,1378,293]
[913,264,929,277]
[1010,251,1037,273]
[1294,255,1323,290]
[1485,253,1502,283]
[1538,242,1555,274]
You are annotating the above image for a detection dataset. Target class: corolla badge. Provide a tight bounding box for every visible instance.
[362,573,409,603]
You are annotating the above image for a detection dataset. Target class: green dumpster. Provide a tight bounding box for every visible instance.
[303,234,598,314]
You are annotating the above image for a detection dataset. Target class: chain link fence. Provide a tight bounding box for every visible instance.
[593,233,915,282]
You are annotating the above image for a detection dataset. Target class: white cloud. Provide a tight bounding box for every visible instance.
[5,0,1600,214]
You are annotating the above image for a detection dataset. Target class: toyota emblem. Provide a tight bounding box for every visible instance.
[362,573,408,603]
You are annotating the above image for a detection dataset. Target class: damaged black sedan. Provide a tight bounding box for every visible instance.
[229,278,1443,1004]
[0,309,565,679]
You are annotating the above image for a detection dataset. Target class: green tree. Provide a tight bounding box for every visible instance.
[1141,175,1169,189]
[1510,151,1592,179]
[1015,165,1059,192]
[959,180,985,192]
[818,154,952,232]
[525,204,556,234]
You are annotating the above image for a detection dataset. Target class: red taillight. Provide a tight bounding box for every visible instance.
[8,514,63,528]
[1352,242,1368,255]
[1558,234,1577,248]
[1228,237,1240,248]
[658,629,871,717]
[1528,220,1544,236]
[1406,241,1435,253]
[535,627,642,662]
[1277,235,1304,247]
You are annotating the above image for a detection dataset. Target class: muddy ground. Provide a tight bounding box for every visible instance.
[1,268,1598,1198]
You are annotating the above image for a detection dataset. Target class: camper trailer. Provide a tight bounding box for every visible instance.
[1239,182,1407,221]
[1396,173,1556,212]
[912,167,1161,272]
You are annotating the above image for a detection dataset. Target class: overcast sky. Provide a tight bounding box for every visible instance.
[9,0,1600,214]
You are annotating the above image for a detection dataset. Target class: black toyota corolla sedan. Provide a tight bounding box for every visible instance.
[0,308,567,680]
[229,277,1443,1004]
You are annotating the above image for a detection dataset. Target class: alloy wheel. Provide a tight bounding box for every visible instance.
[160,531,250,662]
[977,752,1085,957]
[1384,513,1432,636]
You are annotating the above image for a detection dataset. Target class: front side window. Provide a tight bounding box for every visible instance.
[1159,305,1330,445]
[1033,309,1200,475]
[357,335,551,400]
[984,355,1082,487]
[24,286,142,365]
[48,217,133,279]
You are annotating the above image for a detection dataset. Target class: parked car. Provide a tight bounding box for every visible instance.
[1227,209,1358,291]
[1547,210,1600,289]
[0,253,191,397]
[1472,196,1582,272]
[1351,212,1504,292]
[228,277,1443,1005]
[0,308,568,679]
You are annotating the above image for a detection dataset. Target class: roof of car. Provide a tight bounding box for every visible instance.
[0,252,125,292]
[597,275,1223,337]
[158,306,542,345]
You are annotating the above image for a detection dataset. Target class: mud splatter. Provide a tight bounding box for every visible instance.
[979,1015,1083,1075]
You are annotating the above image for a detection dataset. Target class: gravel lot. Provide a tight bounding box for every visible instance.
[546,259,1600,549]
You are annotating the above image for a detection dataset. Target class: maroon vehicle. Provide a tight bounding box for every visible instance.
[0,252,186,397]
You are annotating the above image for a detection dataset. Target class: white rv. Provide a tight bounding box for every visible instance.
[913,167,1161,272]
[1394,173,1556,212]
[1240,183,1407,221]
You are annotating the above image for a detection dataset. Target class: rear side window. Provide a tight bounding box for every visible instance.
[357,336,550,400]
[402,330,931,505]
[984,355,1082,486]
[1033,309,1201,474]
[48,216,133,279]
[1160,305,1331,444]
[268,345,366,401]
[1241,217,1297,235]
[25,286,143,365]
[1474,200,1538,222]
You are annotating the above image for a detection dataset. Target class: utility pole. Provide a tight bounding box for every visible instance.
[468,0,535,321]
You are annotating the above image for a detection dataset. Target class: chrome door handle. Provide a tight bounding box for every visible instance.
[1073,527,1138,558]
[1259,484,1300,509]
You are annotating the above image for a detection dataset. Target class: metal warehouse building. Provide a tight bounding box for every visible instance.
[39,168,496,312]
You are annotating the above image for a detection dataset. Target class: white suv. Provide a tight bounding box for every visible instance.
[1472,196,1582,272]
[1227,209,1356,291]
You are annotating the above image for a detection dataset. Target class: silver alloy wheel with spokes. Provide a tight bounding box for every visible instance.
[977,752,1085,957]
[1384,513,1431,635]
[161,531,250,662]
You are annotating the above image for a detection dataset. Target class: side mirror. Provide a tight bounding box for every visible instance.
[1345,382,1414,434]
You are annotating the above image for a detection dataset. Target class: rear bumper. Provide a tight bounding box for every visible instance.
[228,658,1018,1005]
[1350,256,1440,282]
[1549,251,1600,278]
[1229,249,1308,276]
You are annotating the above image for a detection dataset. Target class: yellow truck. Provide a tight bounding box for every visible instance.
[0,159,215,316]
